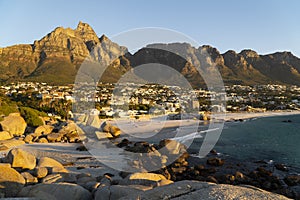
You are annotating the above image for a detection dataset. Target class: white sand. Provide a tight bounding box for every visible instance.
[213,110,300,121]
[110,119,200,137]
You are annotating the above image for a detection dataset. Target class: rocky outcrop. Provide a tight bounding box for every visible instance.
[34,125,54,136]
[76,21,100,44]
[120,172,167,186]
[222,50,269,84]
[46,132,63,142]
[24,121,84,144]
[0,131,13,141]
[0,143,295,199]
[207,157,225,166]
[3,148,36,170]
[0,149,84,198]
[94,179,291,200]
[0,113,27,136]
[94,184,153,200]
[37,157,67,173]
[86,114,101,128]
[34,167,48,179]
[240,49,260,58]
[0,163,26,197]
[21,172,38,185]
[0,139,25,150]
[116,180,290,200]
[18,183,92,200]
[100,122,121,138]
[0,44,36,81]
[114,139,190,176]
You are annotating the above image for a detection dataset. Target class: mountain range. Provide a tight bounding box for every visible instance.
[1,21,300,87]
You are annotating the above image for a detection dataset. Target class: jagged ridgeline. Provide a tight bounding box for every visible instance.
[1,21,300,87]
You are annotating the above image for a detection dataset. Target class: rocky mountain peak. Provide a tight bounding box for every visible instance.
[224,50,237,56]
[223,50,243,62]
[200,45,219,52]
[200,45,224,65]
[52,27,65,34]
[99,34,109,43]
[76,21,93,32]
[240,49,259,58]
[76,21,99,43]
[89,33,128,64]
[223,50,249,70]
[145,42,194,53]
[43,27,77,41]
[270,51,295,60]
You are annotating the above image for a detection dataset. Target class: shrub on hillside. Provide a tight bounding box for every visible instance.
[0,104,19,116]
[19,107,46,127]
[0,96,19,120]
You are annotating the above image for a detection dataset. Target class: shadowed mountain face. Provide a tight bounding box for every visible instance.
[1,22,300,87]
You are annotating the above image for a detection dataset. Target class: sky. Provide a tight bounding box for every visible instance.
[0,0,300,56]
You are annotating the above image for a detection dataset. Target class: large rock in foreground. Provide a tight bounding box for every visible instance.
[37,157,67,173]
[86,114,101,128]
[0,139,25,150]
[0,164,25,197]
[0,131,13,141]
[120,172,167,186]
[117,180,290,200]
[34,125,54,136]
[101,122,121,138]
[3,148,36,170]
[95,185,150,200]
[0,113,27,136]
[18,183,92,200]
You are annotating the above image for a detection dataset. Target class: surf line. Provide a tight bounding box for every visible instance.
[171,128,220,143]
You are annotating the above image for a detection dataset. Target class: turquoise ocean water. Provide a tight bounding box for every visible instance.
[208,114,300,171]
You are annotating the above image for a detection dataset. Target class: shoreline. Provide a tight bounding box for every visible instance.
[212,110,300,122]
[105,110,300,139]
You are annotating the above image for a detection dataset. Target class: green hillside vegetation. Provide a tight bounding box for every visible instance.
[0,94,19,120]
[26,59,78,85]
[19,106,47,127]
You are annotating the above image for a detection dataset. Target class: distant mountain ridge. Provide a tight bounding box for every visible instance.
[1,21,300,87]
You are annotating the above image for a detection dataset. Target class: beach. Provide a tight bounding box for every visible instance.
[213,110,300,121]
[101,110,300,142]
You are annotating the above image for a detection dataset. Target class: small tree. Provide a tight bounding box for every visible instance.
[19,107,45,127]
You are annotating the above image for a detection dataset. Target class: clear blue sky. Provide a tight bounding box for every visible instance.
[1,0,300,56]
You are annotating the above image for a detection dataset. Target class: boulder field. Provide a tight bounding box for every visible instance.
[0,115,298,199]
[0,146,295,199]
[0,113,120,146]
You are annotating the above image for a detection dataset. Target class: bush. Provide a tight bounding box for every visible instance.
[0,104,19,116]
[0,96,19,118]
[19,107,46,127]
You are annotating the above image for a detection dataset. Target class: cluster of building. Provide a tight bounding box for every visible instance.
[225,84,300,111]
[1,82,300,118]
[74,83,220,117]
[1,82,73,101]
